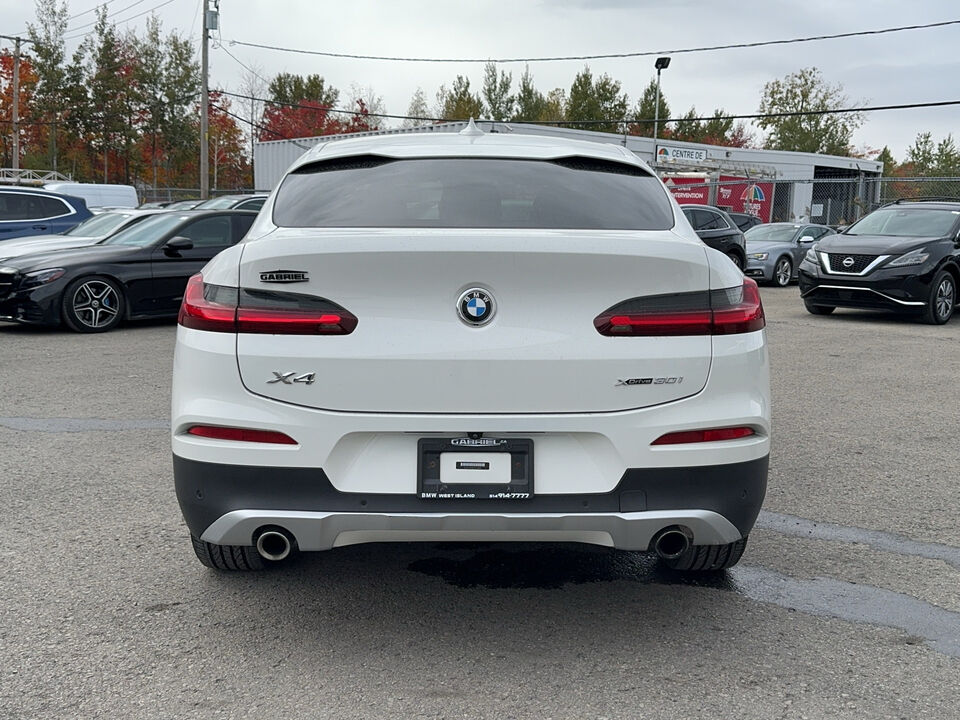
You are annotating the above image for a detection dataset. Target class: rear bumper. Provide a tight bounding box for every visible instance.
[174,455,768,550]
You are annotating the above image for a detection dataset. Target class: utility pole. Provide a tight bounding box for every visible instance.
[12,37,20,170]
[200,1,210,199]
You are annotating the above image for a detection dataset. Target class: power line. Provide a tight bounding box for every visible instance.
[63,0,151,36]
[227,18,960,64]
[217,90,960,126]
[63,0,179,41]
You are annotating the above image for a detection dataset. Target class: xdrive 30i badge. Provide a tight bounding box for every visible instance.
[260,270,309,283]
[616,376,684,386]
[457,288,495,326]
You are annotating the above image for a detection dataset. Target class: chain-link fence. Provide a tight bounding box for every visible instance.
[664,176,960,228]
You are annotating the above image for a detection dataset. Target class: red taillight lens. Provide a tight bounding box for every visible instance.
[178,273,237,332]
[652,427,756,445]
[178,273,357,335]
[186,425,298,444]
[594,278,765,336]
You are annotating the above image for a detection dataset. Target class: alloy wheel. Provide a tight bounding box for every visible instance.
[935,276,955,321]
[72,280,120,329]
[774,258,792,286]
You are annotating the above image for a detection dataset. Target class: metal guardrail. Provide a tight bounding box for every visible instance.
[0,168,72,185]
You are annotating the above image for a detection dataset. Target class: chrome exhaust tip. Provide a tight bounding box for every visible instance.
[255,529,292,561]
[653,527,692,560]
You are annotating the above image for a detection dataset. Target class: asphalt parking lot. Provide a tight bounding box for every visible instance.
[2,289,959,719]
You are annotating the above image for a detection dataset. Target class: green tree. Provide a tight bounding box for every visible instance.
[482,62,513,121]
[629,78,670,137]
[511,65,546,122]
[437,75,484,120]
[905,132,936,175]
[269,73,339,107]
[566,66,627,134]
[26,0,68,169]
[670,106,752,147]
[542,89,566,123]
[757,67,863,155]
[933,135,960,175]
[874,146,897,176]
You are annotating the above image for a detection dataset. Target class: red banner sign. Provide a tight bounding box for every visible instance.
[663,177,709,205]
[718,176,775,222]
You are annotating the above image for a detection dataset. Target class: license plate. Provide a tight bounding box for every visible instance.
[417,437,533,500]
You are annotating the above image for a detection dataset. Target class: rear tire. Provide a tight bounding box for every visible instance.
[726,251,744,271]
[661,537,748,571]
[804,302,835,315]
[921,269,955,325]
[190,534,265,571]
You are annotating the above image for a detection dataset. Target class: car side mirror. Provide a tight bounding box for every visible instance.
[798,235,815,244]
[164,236,193,255]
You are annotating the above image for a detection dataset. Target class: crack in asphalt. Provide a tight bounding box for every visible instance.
[0,417,168,432]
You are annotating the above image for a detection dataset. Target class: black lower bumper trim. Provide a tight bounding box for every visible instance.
[173,455,768,540]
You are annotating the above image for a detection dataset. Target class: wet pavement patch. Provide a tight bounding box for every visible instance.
[756,510,960,570]
[410,544,960,659]
[409,544,734,590]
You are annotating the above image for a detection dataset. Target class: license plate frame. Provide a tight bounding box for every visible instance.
[417,437,533,500]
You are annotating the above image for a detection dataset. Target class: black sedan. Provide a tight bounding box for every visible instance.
[0,210,256,332]
[798,201,960,325]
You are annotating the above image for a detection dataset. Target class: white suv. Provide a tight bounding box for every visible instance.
[172,125,770,572]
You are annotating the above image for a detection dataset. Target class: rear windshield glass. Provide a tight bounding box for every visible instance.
[273,157,675,230]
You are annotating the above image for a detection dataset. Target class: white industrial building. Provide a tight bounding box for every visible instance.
[253,121,883,226]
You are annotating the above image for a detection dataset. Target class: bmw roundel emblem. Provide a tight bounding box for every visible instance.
[457,288,495,326]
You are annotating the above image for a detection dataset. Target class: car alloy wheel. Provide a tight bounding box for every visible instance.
[727,252,743,270]
[62,276,125,333]
[935,275,955,322]
[774,257,792,287]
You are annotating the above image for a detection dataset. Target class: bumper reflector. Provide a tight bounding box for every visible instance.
[186,425,297,445]
[652,427,755,445]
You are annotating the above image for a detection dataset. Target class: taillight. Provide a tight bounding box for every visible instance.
[652,427,755,445]
[186,425,297,444]
[594,278,764,336]
[178,273,357,334]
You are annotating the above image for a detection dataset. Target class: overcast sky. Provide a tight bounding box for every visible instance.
[3,0,959,159]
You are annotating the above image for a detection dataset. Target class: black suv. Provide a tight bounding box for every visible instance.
[681,205,747,269]
[798,200,960,325]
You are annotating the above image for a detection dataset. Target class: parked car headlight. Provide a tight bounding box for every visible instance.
[803,248,818,264]
[887,250,930,267]
[21,268,66,287]
[747,252,768,260]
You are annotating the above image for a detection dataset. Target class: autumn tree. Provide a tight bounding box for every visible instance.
[482,62,513,121]
[566,66,627,134]
[757,67,863,155]
[0,52,40,166]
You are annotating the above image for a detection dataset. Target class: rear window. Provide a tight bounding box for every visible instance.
[273,157,675,230]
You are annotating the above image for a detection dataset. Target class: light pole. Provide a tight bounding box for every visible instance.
[653,56,671,140]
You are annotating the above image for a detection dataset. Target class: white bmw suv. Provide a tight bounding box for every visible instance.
[172,125,770,572]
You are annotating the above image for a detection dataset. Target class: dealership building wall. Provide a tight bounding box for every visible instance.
[253,121,882,225]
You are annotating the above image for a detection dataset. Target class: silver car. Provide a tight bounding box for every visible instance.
[744,223,834,286]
